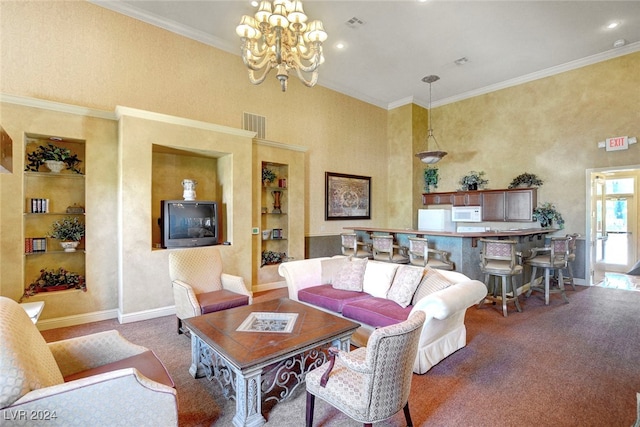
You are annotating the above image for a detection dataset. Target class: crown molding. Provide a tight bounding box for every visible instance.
[254,138,308,153]
[0,93,116,120]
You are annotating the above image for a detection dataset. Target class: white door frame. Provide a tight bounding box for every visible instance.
[585,164,640,285]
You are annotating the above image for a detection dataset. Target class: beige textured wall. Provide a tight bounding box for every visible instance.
[0,0,389,238]
[426,53,640,234]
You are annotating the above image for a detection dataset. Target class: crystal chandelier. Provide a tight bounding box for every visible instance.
[235,0,328,92]
[415,75,447,164]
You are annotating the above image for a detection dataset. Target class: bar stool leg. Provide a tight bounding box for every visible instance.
[510,276,522,313]
[500,276,508,317]
[544,268,551,305]
[557,268,569,303]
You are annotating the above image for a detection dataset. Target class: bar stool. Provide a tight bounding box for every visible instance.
[477,239,522,317]
[407,237,454,270]
[525,236,571,305]
[371,235,408,264]
[340,233,372,258]
[563,233,579,290]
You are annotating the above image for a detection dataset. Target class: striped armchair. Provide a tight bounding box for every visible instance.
[305,311,426,426]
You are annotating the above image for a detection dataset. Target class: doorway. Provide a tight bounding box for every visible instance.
[586,166,639,286]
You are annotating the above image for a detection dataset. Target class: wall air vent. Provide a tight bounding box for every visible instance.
[243,112,266,139]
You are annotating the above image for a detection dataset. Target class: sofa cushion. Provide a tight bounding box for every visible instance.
[0,297,65,408]
[332,257,367,291]
[342,297,413,328]
[386,265,425,308]
[362,261,399,298]
[298,284,372,313]
[321,257,348,285]
[63,350,175,388]
[198,289,249,314]
[412,267,455,305]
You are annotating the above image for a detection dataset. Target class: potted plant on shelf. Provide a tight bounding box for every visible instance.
[508,172,544,189]
[25,143,82,174]
[261,250,287,266]
[262,167,277,186]
[459,171,489,191]
[20,267,86,301]
[423,166,439,193]
[533,202,565,229]
[48,216,85,251]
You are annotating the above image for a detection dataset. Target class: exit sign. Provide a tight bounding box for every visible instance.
[606,136,628,151]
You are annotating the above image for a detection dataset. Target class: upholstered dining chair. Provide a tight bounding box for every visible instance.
[477,239,523,317]
[305,311,426,427]
[169,246,252,334]
[371,234,409,263]
[525,236,571,305]
[340,232,372,258]
[407,237,455,270]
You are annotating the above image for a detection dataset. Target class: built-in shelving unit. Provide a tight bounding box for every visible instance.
[261,161,289,266]
[23,134,86,297]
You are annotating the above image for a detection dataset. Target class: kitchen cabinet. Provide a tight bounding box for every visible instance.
[422,193,453,205]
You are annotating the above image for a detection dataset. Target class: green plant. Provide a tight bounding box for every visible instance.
[20,267,86,301]
[509,172,543,189]
[25,143,82,173]
[262,167,277,185]
[533,202,565,229]
[423,166,439,192]
[48,216,85,241]
[459,171,489,190]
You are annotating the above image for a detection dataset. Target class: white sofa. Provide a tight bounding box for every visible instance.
[279,256,487,374]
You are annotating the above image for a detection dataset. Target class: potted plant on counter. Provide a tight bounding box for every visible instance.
[509,172,543,189]
[25,143,82,174]
[423,166,439,193]
[533,202,565,229]
[48,216,85,251]
[459,171,489,191]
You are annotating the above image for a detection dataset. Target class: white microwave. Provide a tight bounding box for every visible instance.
[452,206,482,222]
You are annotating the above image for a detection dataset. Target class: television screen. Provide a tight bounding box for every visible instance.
[161,200,218,248]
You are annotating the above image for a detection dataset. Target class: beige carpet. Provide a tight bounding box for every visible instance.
[41,286,640,426]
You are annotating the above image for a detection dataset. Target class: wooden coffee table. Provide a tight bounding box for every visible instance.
[183,297,360,427]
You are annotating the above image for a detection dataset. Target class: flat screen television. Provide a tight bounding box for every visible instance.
[160,200,218,248]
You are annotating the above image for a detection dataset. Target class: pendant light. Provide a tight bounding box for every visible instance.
[415,75,447,164]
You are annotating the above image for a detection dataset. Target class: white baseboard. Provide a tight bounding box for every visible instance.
[118,305,176,324]
[254,281,287,293]
[36,306,177,330]
[37,309,119,331]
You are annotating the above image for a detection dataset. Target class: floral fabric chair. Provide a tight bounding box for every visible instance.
[371,235,408,264]
[0,297,177,426]
[407,237,454,270]
[525,236,571,305]
[305,311,426,426]
[477,239,523,317]
[169,246,252,334]
[340,233,372,259]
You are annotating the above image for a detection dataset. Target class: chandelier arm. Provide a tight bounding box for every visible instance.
[293,67,318,87]
[289,48,322,73]
[248,66,274,85]
[241,49,274,72]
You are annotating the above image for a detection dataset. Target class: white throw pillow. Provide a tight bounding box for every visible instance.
[386,265,425,308]
[321,257,348,284]
[332,257,368,291]
[412,267,455,305]
[363,261,399,298]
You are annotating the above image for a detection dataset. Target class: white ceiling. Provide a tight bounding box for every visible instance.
[93,1,640,109]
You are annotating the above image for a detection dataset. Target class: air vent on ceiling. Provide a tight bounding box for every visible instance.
[346,17,364,29]
[243,112,266,139]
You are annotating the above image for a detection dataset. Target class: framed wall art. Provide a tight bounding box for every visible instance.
[325,172,371,220]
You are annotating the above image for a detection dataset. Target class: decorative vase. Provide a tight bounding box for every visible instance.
[182,179,197,201]
[44,160,65,173]
[272,190,282,213]
[60,241,79,252]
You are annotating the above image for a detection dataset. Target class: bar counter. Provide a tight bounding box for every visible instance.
[345,226,558,281]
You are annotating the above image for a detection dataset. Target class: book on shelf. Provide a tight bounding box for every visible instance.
[25,237,47,253]
[29,198,49,213]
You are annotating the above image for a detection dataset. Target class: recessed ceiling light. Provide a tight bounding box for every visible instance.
[607,21,620,29]
[250,1,259,7]
[613,39,627,48]
[335,42,346,50]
